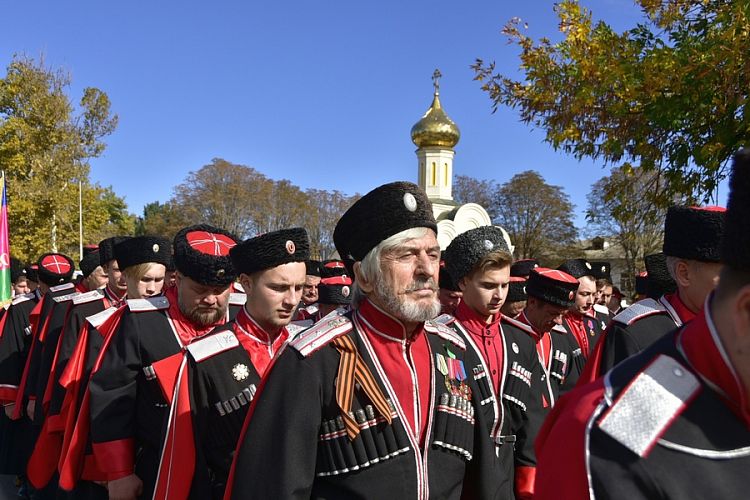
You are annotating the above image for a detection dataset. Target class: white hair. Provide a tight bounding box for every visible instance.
[351,227,435,312]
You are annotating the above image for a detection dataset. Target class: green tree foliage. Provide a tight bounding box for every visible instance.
[472,0,750,204]
[495,170,578,259]
[453,175,499,220]
[586,165,686,285]
[0,55,129,262]
[140,158,359,257]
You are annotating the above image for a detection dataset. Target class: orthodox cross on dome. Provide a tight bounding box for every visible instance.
[432,69,442,95]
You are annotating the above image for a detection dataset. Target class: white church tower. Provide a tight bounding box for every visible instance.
[410,69,510,253]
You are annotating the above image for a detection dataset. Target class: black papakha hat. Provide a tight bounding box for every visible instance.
[305,260,321,277]
[318,275,353,305]
[333,181,437,267]
[82,244,99,257]
[439,267,460,292]
[114,236,172,271]
[79,251,101,278]
[590,261,612,282]
[444,226,510,282]
[23,264,39,283]
[720,149,750,271]
[10,258,24,283]
[557,259,594,280]
[320,260,348,279]
[663,205,726,262]
[510,259,540,278]
[635,272,648,295]
[99,236,131,266]
[644,252,676,299]
[230,227,310,276]
[174,224,238,286]
[37,253,75,286]
[506,277,528,302]
[526,267,579,308]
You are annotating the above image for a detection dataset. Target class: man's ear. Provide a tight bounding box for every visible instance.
[457,276,467,293]
[731,284,750,343]
[239,273,253,295]
[673,260,691,288]
[353,261,374,293]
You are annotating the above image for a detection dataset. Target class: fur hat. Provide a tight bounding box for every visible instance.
[98,236,132,266]
[318,275,354,305]
[506,277,528,303]
[320,260,348,278]
[720,149,750,271]
[590,261,612,282]
[230,228,310,276]
[526,267,579,308]
[79,251,101,278]
[444,226,511,283]
[37,253,75,286]
[174,225,238,286]
[114,236,172,271]
[510,259,540,278]
[23,264,39,283]
[663,205,726,262]
[635,272,648,296]
[10,258,25,284]
[333,182,437,271]
[305,260,321,277]
[644,252,677,299]
[557,259,594,280]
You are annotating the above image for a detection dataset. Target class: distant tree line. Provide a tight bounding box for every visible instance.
[135,158,360,259]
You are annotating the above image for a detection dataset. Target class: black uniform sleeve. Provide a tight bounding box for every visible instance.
[229,347,322,499]
[598,322,641,375]
[0,308,27,398]
[88,311,142,477]
[513,344,544,470]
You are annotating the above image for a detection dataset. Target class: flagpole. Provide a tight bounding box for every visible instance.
[79,180,83,260]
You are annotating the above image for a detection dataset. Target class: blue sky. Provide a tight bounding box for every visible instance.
[2,1,654,228]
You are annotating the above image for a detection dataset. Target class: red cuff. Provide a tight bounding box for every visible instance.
[92,438,134,476]
[0,386,18,403]
[515,465,537,500]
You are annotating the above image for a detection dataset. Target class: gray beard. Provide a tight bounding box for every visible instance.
[374,275,441,323]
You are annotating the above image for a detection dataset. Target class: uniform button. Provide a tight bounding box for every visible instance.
[486,340,491,346]
[492,369,497,375]
[673,367,684,377]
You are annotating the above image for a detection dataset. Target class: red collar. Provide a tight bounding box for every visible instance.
[678,296,750,426]
[454,300,501,337]
[356,299,424,341]
[165,286,226,344]
[104,286,127,306]
[235,306,285,345]
[664,293,697,324]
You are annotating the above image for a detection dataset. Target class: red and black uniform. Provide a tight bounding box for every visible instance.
[26,288,123,490]
[559,310,604,392]
[225,299,503,499]
[535,298,750,499]
[88,286,226,498]
[150,305,290,499]
[0,290,41,474]
[579,293,695,385]
[515,311,577,408]
[451,301,544,499]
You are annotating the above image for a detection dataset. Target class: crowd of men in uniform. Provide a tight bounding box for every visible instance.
[0,150,748,500]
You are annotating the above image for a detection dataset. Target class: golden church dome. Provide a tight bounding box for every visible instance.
[411,70,460,149]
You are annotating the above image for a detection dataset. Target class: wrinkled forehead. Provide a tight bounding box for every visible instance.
[381,230,439,255]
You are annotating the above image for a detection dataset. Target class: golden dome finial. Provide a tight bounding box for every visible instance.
[411,69,460,149]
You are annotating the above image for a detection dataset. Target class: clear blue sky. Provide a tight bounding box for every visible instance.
[2,1,654,229]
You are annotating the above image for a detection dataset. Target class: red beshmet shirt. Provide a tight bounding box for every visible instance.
[356,299,431,446]
[453,300,504,393]
[232,306,289,378]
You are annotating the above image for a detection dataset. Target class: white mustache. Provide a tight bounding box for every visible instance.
[405,279,438,293]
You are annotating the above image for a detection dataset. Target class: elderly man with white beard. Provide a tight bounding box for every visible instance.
[224,181,504,500]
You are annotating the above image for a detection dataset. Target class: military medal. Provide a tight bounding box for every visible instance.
[232,363,250,381]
